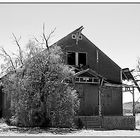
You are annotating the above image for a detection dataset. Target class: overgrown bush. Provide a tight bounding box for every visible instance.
[2,44,79,128]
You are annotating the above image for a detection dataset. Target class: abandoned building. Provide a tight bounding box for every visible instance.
[0,26,139,130]
[53,26,138,129]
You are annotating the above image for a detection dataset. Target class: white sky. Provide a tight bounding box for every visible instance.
[0,3,140,102]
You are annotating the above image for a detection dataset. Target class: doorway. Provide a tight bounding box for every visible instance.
[75,83,99,116]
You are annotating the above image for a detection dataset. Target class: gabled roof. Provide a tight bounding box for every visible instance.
[51,26,124,84]
[74,68,107,80]
[53,26,121,70]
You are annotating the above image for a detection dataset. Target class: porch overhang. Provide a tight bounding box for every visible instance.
[74,68,105,79]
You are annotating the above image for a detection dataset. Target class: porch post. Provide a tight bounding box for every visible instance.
[99,86,102,117]
[99,79,104,117]
[132,87,135,116]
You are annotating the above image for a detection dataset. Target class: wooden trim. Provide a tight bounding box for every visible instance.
[76,52,78,66]
[78,52,88,66]
[75,77,100,84]
[66,51,88,66]
[66,51,76,66]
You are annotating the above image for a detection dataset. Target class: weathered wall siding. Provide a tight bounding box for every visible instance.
[98,50,121,83]
[75,84,123,116]
[57,31,121,83]
[101,87,122,116]
[78,73,94,77]
[75,84,99,116]
[0,88,2,117]
[84,84,99,116]
[102,116,135,130]
[2,92,11,119]
[111,87,123,115]
[75,116,135,130]
[75,116,101,128]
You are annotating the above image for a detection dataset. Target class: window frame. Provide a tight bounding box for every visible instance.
[78,52,87,67]
[75,77,100,84]
[66,51,87,66]
[66,51,76,66]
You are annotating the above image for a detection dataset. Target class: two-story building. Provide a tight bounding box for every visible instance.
[52,26,136,129]
[0,26,136,129]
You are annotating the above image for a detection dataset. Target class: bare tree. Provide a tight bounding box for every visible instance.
[0,46,16,73]
[0,28,78,128]
[42,23,56,50]
[0,24,56,76]
[12,33,23,65]
[34,23,56,50]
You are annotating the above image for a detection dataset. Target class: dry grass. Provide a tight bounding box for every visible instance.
[0,115,140,137]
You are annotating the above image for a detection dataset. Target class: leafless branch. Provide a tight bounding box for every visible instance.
[46,27,56,42]
[34,37,41,44]
[11,52,19,57]
[43,23,56,50]
[12,33,23,65]
[43,23,49,50]
[33,36,44,46]
[0,46,16,71]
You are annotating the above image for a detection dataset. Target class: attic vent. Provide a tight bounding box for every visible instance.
[72,33,82,45]
[72,34,76,39]
[72,33,82,40]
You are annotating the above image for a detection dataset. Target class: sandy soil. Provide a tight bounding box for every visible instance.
[0,114,140,137]
[0,122,140,137]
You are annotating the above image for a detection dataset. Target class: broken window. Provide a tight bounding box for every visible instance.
[75,77,100,84]
[67,52,87,66]
[67,52,76,65]
[86,77,92,82]
[78,53,86,67]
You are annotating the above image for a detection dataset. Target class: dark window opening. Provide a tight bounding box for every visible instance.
[67,52,75,65]
[78,53,86,67]
[87,77,92,82]
[80,77,86,82]
[76,77,79,82]
[94,78,100,83]
[67,52,87,66]
[65,79,72,83]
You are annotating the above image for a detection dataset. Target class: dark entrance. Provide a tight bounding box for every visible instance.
[101,86,122,116]
[75,83,99,116]
[101,87,112,116]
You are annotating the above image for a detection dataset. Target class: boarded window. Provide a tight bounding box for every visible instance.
[67,52,76,65]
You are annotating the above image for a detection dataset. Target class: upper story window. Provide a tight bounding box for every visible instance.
[78,52,86,67]
[67,52,76,65]
[67,52,87,66]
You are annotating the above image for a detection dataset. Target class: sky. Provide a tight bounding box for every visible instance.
[0,3,140,102]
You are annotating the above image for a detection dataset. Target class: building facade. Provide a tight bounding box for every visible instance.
[55,26,122,117]
[0,26,136,129]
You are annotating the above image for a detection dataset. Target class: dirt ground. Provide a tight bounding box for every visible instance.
[0,114,140,137]
[0,122,140,137]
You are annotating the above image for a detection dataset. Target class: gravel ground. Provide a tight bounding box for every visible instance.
[0,122,140,137]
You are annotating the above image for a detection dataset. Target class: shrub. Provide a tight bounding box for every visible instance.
[2,44,79,128]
